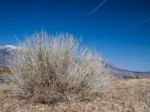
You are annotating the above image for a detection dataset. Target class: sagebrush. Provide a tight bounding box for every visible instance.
[9,32,110,104]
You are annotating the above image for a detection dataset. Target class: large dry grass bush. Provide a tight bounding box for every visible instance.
[9,32,110,104]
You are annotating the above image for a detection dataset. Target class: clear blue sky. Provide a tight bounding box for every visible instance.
[0,0,150,72]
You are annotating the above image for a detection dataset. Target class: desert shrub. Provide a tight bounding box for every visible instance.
[9,32,110,104]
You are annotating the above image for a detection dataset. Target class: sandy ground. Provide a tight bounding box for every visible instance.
[0,78,150,112]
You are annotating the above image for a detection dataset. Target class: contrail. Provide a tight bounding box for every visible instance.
[91,17,150,46]
[89,0,107,16]
[117,17,150,34]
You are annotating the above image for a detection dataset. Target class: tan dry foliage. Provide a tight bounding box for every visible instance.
[9,32,111,104]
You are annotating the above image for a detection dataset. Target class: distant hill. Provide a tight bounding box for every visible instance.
[0,45,16,68]
[104,62,150,79]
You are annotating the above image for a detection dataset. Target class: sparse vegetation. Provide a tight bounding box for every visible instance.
[0,32,149,112]
[9,32,110,104]
[0,78,150,112]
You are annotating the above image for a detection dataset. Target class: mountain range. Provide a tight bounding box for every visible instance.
[0,45,149,79]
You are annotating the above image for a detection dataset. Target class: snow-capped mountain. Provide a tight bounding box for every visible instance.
[0,45,16,68]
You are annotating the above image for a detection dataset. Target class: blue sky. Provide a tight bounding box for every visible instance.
[0,0,150,71]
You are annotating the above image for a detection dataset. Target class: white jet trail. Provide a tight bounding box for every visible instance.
[89,0,107,15]
[91,17,150,46]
